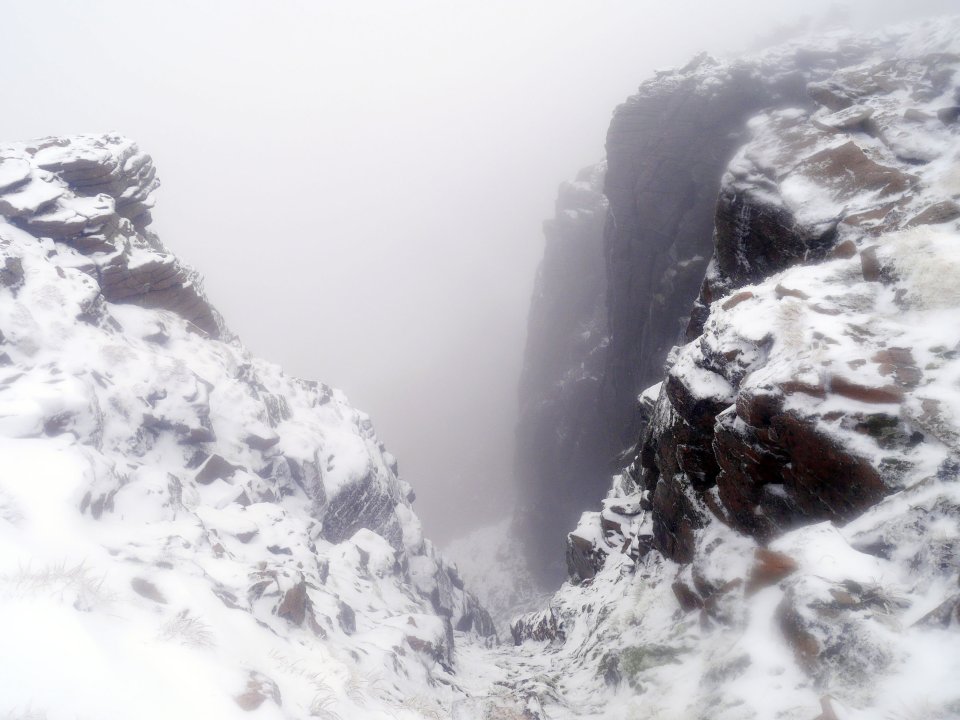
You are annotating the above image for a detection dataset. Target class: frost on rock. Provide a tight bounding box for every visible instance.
[505,18,960,720]
[0,134,493,720]
[445,518,548,638]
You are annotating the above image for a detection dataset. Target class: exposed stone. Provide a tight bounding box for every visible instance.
[245,431,280,451]
[130,577,167,604]
[321,470,398,547]
[829,376,904,404]
[812,105,874,132]
[798,141,915,198]
[194,454,241,485]
[511,607,565,645]
[672,578,704,612]
[916,594,960,628]
[276,577,310,626]
[937,106,960,124]
[337,600,357,634]
[776,595,820,672]
[565,531,604,583]
[0,257,24,293]
[906,200,960,227]
[235,671,282,711]
[745,548,799,595]
[860,246,882,281]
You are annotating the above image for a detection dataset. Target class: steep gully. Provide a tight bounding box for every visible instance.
[1,16,960,720]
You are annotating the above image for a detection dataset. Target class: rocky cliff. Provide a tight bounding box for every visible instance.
[515,31,897,583]
[0,135,494,719]
[515,163,610,581]
[511,17,960,719]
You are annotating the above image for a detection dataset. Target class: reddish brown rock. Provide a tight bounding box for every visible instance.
[775,284,810,300]
[771,412,889,521]
[722,291,755,310]
[776,598,821,672]
[798,141,915,198]
[828,239,858,259]
[745,549,799,595]
[906,200,960,227]
[277,578,309,626]
[665,370,732,432]
[235,671,282,711]
[830,376,904,404]
[672,578,704,612]
[651,475,704,563]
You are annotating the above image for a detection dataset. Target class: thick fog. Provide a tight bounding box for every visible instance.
[0,0,953,543]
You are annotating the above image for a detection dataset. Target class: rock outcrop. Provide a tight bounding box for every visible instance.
[511,18,960,719]
[515,163,609,582]
[0,135,222,335]
[516,33,887,583]
[0,134,493,719]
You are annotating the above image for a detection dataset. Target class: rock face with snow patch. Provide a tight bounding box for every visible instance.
[0,135,222,336]
[516,35,889,584]
[640,39,960,563]
[0,134,493,719]
[511,19,960,719]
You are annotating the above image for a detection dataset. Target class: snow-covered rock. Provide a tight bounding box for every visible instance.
[508,17,960,720]
[516,19,931,584]
[445,518,548,638]
[0,134,493,720]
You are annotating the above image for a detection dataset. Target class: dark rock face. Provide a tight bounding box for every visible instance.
[632,49,960,562]
[321,470,401,547]
[511,29,960,717]
[514,164,610,583]
[600,56,820,459]
[515,49,883,585]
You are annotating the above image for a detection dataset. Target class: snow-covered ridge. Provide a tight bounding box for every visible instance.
[0,134,493,720]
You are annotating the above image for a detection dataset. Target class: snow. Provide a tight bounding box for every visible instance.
[0,157,31,192]
[2,15,960,720]
[0,135,496,719]
[0,175,63,215]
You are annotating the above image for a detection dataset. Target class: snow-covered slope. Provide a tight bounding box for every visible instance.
[509,17,960,720]
[0,134,493,720]
[445,519,548,638]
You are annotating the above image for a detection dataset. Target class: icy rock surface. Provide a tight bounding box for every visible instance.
[0,134,494,720]
[506,18,960,720]
[517,26,905,584]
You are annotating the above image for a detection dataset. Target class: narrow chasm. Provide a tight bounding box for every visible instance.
[3,14,960,720]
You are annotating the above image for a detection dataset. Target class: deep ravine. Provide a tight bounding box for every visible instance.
[2,14,960,720]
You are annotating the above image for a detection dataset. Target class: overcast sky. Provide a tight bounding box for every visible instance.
[0,0,954,543]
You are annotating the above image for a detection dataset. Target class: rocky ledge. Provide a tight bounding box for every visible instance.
[0,134,221,335]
